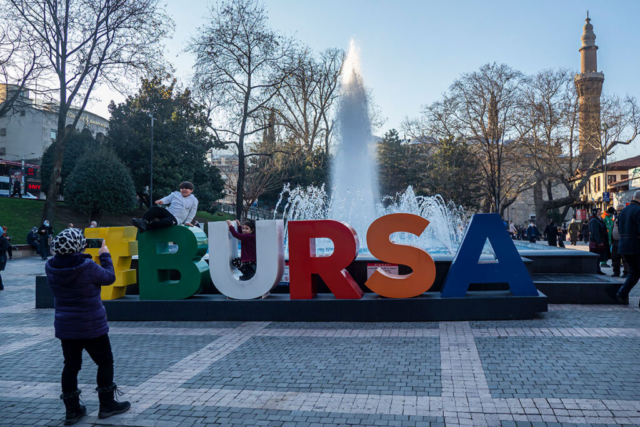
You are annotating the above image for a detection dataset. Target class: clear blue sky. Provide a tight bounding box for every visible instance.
[92,0,640,159]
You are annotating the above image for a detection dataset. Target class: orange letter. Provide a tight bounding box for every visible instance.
[365,213,436,298]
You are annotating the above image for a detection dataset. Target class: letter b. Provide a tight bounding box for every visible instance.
[138,226,209,300]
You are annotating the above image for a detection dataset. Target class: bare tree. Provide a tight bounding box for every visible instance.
[0,21,44,118]
[189,0,295,219]
[275,47,343,155]
[515,69,639,225]
[405,63,527,214]
[6,0,173,222]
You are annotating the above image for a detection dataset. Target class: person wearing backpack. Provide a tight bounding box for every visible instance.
[611,204,629,278]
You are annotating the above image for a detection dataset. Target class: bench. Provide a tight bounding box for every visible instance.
[12,244,39,259]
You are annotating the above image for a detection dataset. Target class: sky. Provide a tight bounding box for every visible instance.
[90,0,640,160]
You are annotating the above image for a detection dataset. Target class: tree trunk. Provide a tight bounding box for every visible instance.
[42,103,70,223]
[235,143,245,220]
[533,181,548,230]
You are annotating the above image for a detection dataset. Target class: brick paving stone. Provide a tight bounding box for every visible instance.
[183,336,441,395]
[476,336,640,400]
[2,256,640,426]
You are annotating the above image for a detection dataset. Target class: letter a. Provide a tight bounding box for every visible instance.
[440,213,538,298]
[138,226,209,300]
[208,220,285,300]
[288,220,363,299]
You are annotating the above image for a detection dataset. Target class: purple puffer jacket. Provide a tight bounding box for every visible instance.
[45,253,115,340]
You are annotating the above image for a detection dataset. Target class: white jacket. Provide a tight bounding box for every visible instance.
[160,192,198,225]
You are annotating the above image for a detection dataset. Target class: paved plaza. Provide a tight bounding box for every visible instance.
[1,256,640,426]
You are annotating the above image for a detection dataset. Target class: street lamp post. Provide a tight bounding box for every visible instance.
[149,113,156,203]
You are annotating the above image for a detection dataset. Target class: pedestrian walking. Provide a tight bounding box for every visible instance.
[581,220,589,243]
[615,191,640,305]
[544,219,559,247]
[10,179,21,198]
[588,208,609,275]
[526,222,541,243]
[45,229,131,425]
[557,225,566,248]
[568,219,580,245]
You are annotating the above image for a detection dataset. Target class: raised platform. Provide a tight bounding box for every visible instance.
[89,292,548,322]
[531,273,621,304]
[35,276,547,321]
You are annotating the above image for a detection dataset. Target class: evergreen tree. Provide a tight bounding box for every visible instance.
[105,76,225,211]
[377,129,424,197]
[64,149,137,221]
[40,129,98,196]
[423,138,483,210]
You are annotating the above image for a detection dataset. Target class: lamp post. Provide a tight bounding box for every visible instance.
[149,113,156,203]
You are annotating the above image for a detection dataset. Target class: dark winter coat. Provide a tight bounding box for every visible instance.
[588,215,607,245]
[45,253,115,340]
[0,235,8,271]
[526,225,540,242]
[618,200,640,255]
[544,223,558,245]
[569,222,581,242]
[27,231,39,246]
[38,224,53,237]
[581,222,589,238]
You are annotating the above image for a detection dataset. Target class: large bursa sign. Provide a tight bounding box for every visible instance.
[89,213,538,301]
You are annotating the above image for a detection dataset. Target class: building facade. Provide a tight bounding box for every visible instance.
[0,85,109,163]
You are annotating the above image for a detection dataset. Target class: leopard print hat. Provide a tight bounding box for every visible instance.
[51,228,86,255]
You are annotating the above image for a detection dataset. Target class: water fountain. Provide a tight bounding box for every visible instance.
[275,39,468,255]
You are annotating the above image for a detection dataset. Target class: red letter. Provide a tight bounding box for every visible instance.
[288,220,364,299]
[365,213,436,298]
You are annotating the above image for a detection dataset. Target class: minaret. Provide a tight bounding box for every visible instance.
[574,12,604,167]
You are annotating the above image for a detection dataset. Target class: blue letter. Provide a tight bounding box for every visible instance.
[441,213,538,297]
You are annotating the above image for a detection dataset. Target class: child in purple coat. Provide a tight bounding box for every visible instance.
[226,219,256,280]
[46,228,130,425]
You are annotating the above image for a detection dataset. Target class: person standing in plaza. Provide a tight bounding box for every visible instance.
[569,219,580,245]
[544,219,558,247]
[10,178,21,198]
[0,227,8,290]
[581,220,590,243]
[526,222,540,243]
[589,208,609,275]
[38,220,53,260]
[46,229,130,425]
[615,191,640,305]
[611,204,630,278]
[2,226,14,260]
[601,207,616,267]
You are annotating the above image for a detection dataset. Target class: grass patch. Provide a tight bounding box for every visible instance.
[0,197,232,244]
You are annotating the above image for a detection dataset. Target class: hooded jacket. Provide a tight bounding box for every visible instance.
[45,253,115,339]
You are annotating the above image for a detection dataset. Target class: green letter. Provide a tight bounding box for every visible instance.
[138,226,209,300]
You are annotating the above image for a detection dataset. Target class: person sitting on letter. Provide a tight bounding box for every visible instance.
[131,182,198,233]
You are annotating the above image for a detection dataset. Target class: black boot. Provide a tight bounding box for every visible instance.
[131,218,148,233]
[60,389,86,425]
[96,383,131,419]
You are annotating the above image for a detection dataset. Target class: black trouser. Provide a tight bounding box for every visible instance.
[60,334,114,393]
[618,255,640,297]
[611,241,629,275]
[10,188,21,198]
[142,206,178,230]
[39,239,50,259]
